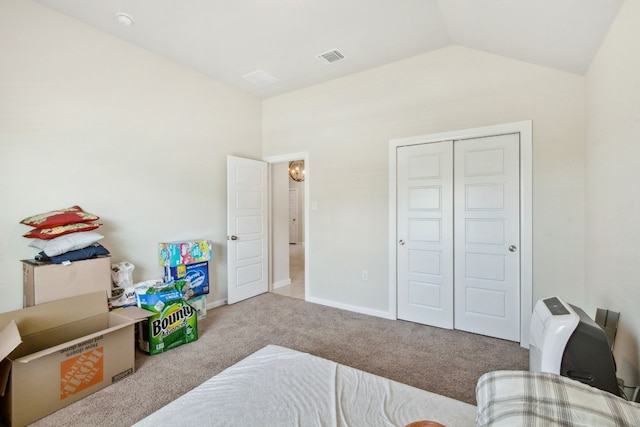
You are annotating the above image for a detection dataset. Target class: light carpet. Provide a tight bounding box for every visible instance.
[29,293,528,426]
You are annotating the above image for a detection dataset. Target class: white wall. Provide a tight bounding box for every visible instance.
[263,46,586,317]
[0,0,262,312]
[586,0,640,386]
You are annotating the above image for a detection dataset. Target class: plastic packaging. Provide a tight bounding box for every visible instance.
[111,261,135,287]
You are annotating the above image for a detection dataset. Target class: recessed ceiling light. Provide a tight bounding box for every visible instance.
[115,13,135,26]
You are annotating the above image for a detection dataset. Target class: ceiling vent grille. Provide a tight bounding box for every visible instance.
[317,49,345,63]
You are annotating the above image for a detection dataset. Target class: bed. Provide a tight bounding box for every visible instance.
[132,344,478,426]
[134,345,640,426]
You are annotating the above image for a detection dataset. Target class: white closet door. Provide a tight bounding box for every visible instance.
[397,142,454,329]
[453,134,520,341]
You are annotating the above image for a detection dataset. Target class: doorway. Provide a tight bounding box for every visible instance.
[389,121,532,347]
[264,153,309,301]
[273,243,305,299]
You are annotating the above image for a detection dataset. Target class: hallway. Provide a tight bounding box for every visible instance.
[271,244,304,299]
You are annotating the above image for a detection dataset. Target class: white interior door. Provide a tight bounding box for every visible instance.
[397,142,454,329]
[227,155,268,304]
[454,134,520,341]
[288,189,298,244]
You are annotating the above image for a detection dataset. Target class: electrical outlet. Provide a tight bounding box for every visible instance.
[362,270,368,280]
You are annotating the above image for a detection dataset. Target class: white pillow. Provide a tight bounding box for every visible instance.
[29,231,104,256]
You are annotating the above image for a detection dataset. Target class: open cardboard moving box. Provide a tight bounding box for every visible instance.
[0,291,152,427]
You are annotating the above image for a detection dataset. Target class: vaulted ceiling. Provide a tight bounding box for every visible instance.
[34,0,623,98]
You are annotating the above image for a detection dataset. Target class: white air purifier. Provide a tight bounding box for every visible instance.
[529,296,579,373]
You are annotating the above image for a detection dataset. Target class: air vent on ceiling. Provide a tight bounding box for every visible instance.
[317,49,345,64]
[242,70,279,87]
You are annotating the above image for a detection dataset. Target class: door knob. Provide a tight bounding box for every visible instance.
[509,245,517,252]
[229,235,238,241]
[399,240,405,246]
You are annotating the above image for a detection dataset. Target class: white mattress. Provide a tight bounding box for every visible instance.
[133,345,477,426]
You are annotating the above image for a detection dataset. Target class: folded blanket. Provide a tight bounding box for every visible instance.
[476,370,640,427]
[37,243,110,264]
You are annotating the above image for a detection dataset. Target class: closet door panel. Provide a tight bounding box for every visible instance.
[453,134,521,341]
[397,142,454,329]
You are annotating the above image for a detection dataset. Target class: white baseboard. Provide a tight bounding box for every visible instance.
[204,295,395,321]
[305,296,395,320]
[206,298,227,310]
[272,279,292,289]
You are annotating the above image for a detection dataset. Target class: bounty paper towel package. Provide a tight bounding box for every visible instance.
[135,282,198,355]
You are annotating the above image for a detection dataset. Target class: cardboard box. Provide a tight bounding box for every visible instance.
[0,292,152,427]
[163,261,210,298]
[158,240,212,267]
[136,285,198,355]
[22,256,111,307]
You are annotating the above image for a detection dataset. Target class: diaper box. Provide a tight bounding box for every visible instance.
[163,262,210,298]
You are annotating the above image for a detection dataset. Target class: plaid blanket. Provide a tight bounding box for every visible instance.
[476,370,640,427]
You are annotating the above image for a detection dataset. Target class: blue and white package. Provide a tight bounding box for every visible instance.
[163,261,209,298]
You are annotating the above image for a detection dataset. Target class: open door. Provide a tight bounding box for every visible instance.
[227,155,268,304]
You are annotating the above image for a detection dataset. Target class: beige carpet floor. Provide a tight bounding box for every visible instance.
[28,293,528,427]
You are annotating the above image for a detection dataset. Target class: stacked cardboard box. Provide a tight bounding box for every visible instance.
[22,256,111,307]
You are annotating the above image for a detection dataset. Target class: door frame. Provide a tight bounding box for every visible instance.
[388,121,533,348]
[263,152,310,300]
[288,188,299,244]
